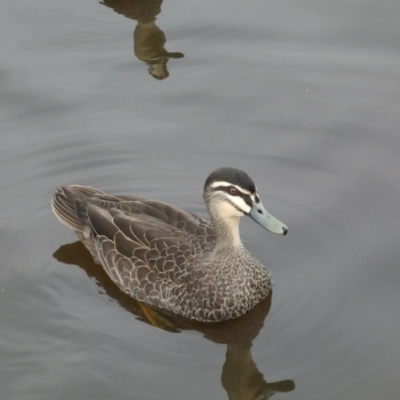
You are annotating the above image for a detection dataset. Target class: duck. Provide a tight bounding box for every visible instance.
[51,167,287,322]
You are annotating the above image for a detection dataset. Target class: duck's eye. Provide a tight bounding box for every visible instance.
[229,187,238,195]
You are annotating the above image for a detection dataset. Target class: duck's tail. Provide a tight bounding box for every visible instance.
[51,185,105,232]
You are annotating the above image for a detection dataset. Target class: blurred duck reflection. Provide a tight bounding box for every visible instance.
[54,241,295,400]
[100,0,184,79]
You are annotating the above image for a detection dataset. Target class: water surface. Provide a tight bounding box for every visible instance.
[1,1,399,399]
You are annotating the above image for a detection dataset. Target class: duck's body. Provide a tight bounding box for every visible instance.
[52,168,287,322]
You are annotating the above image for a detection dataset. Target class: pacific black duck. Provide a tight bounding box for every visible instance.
[52,167,287,322]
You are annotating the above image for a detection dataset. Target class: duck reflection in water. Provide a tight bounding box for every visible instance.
[100,0,184,79]
[54,241,295,400]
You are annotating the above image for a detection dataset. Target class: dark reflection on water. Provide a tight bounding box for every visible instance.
[100,0,184,79]
[54,241,295,400]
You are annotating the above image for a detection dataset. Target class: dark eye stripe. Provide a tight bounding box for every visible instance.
[212,186,253,207]
[242,193,253,207]
[212,185,236,193]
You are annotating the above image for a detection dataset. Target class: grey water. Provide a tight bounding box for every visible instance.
[1,0,399,399]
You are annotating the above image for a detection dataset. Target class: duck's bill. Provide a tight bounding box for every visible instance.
[248,201,288,235]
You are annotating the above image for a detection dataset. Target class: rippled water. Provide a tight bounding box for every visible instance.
[1,1,399,399]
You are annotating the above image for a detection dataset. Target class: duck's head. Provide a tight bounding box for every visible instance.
[203,167,288,236]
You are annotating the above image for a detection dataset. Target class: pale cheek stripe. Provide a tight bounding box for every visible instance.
[230,196,252,213]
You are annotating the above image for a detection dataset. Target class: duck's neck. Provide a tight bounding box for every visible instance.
[209,209,243,252]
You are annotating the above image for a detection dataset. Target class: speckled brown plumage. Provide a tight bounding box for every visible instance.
[52,168,287,322]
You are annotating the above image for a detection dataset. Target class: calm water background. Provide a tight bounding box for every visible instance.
[1,0,399,399]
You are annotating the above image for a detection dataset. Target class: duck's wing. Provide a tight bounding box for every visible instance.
[114,194,215,237]
[52,186,215,237]
[85,203,214,311]
[52,186,216,311]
